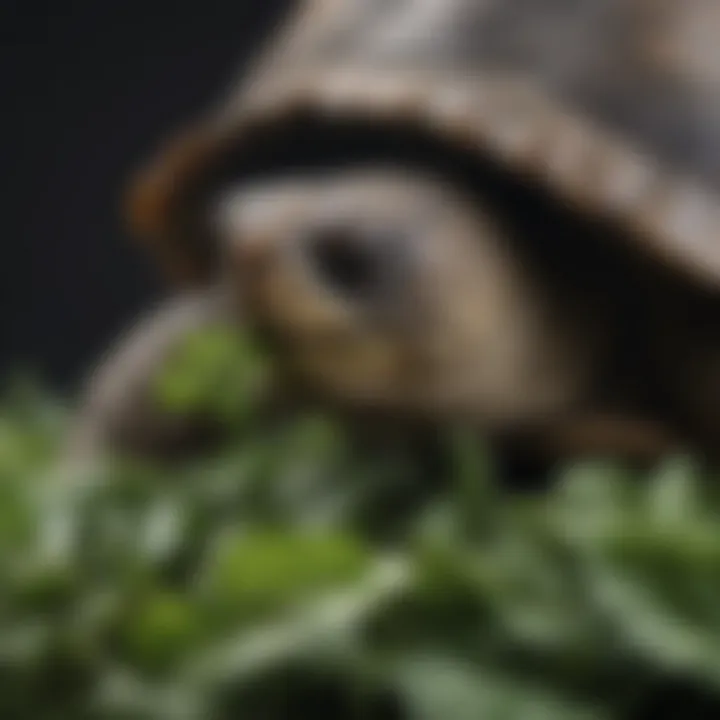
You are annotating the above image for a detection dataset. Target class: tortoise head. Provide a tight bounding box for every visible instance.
[209,166,594,426]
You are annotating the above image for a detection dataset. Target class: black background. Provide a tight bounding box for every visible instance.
[1,0,292,390]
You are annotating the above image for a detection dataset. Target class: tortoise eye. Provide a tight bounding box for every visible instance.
[303,224,392,302]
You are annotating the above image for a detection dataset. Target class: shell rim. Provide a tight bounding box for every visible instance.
[126,66,720,292]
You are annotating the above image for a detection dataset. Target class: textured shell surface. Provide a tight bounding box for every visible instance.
[129,0,720,290]
[258,0,720,186]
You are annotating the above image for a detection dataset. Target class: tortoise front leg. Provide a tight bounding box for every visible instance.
[66,288,241,463]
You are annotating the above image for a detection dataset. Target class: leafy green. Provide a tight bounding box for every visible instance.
[2,331,720,718]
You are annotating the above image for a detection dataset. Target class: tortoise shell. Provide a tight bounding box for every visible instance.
[127,0,720,289]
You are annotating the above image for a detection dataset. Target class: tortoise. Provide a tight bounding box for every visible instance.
[70,0,720,465]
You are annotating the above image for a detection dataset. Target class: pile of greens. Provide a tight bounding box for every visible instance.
[2,330,720,719]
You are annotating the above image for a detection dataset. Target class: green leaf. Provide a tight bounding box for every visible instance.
[393,655,609,720]
[153,325,269,423]
[121,591,203,672]
[201,530,372,623]
[645,454,705,525]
